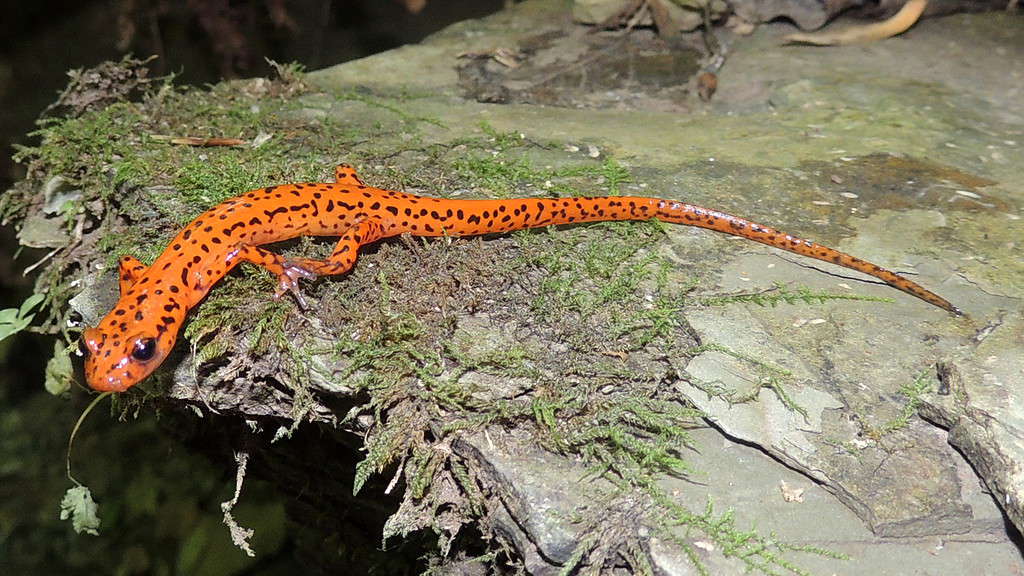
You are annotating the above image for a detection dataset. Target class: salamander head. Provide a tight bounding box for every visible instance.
[80,301,181,392]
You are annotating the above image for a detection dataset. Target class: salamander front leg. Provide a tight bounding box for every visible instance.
[333,163,366,186]
[117,255,148,296]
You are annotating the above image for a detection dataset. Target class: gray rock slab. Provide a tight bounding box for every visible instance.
[458,425,1022,575]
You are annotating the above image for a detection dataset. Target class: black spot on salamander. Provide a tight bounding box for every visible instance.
[114,309,126,316]
[180,268,189,286]
[249,217,262,226]
[200,244,209,253]
[183,229,192,240]
[457,209,464,220]
[161,316,176,325]
[212,237,222,244]
[134,310,144,321]
[386,206,399,216]
[169,285,179,293]
[289,203,310,212]
[264,207,288,220]
[424,224,434,233]
[326,199,335,212]
[371,202,381,210]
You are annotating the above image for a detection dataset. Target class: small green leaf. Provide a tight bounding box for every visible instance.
[0,309,18,324]
[18,292,44,317]
[45,341,74,396]
[60,485,101,535]
[0,293,45,343]
[352,459,373,496]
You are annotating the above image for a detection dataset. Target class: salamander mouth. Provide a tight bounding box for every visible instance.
[90,375,131,392]
[83,358,123,391]
[83,352,134,392]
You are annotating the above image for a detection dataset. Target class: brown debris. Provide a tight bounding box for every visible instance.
[47,55,155,117]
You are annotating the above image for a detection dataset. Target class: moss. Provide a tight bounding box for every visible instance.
[694,283,895,309]
[858,370,935,442]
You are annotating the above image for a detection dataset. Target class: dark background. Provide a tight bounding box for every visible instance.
[0,2,506,574]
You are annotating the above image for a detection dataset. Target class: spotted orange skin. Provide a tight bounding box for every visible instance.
[81,164,959,391]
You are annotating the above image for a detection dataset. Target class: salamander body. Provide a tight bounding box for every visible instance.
[81,164,959,391]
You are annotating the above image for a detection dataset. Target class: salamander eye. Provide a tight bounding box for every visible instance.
[131,338,157,362]
[78,338,90,357]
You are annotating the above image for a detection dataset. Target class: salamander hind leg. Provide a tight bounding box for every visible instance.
[333,163,366,186]
[226,244,318,307]
[297,219,387,276]
[118,255,148,295]
[226,219,387,307]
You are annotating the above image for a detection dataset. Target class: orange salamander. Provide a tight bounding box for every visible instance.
[81,164,960,392]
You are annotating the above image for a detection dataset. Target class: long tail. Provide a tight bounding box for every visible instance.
[420,195,960,315]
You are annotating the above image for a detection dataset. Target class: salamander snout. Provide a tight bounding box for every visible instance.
[80,328,165,392]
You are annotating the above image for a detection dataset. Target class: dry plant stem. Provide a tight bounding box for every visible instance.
[783,0,928,45]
